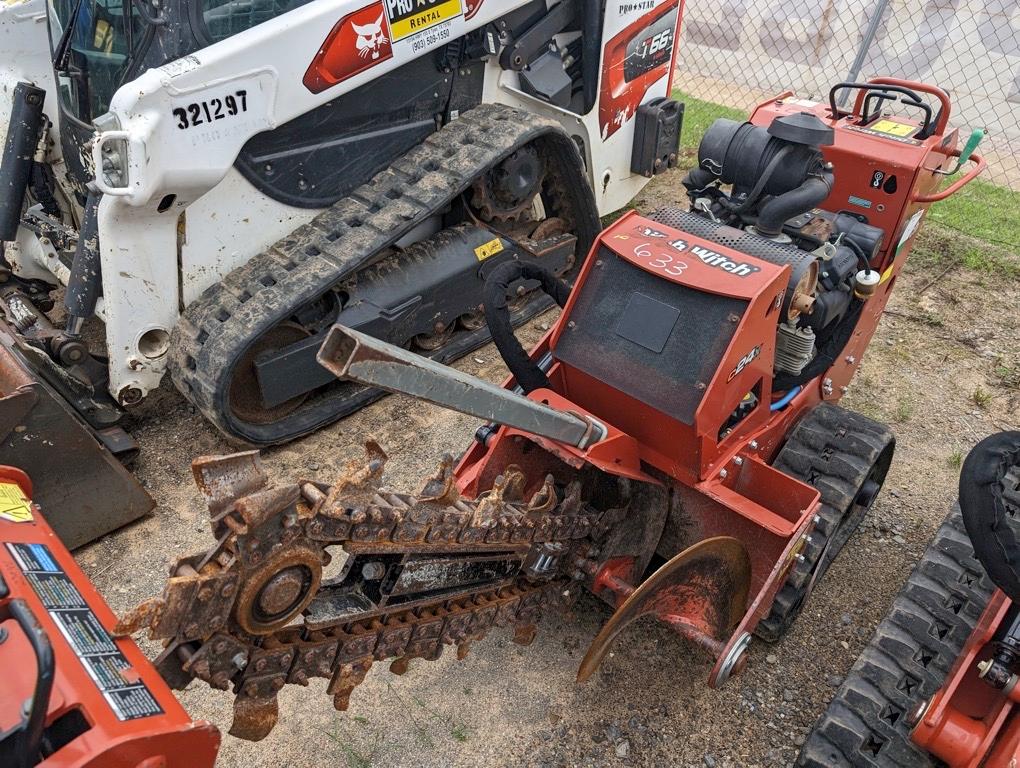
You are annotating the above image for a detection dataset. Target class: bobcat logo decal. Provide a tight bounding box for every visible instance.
[303,2,394,94]
[353,12,388,59]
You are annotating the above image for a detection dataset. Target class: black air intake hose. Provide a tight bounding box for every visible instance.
[960,431,1020,600]
[0,83,46,241]
[483,259,570,393]
[756,169,835,236]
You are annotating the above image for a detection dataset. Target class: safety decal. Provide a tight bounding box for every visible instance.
[385,0,462,41]
[895,209,925,256]
[0,482,32,523]
[474,238,504,261]
[5,542,165,720]
[869,119,916,138]
[848,120,922,145]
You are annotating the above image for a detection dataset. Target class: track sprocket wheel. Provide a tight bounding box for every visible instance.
[234,544,323,635]
[471,146,546,222]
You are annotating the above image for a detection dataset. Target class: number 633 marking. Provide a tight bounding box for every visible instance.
[634,242,687,276]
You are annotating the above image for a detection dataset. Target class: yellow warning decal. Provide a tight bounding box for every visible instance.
[0,482,32,523]
[870,119,916,138]
[387,0,461,41]
[474,238,504,261]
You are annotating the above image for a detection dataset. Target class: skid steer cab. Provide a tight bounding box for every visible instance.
[0,0,688,547]
[114,79,983,741]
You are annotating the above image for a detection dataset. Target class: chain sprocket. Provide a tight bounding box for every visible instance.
[116,443,613,740]
[470,146,546,222]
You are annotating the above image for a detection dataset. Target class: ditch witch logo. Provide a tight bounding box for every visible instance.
[668,237,761,278]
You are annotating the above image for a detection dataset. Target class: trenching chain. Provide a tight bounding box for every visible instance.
[115,442,624,740]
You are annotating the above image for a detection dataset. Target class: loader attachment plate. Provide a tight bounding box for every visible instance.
[0,330,153,548]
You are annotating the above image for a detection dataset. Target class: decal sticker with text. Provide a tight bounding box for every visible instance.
[727,345,761,381]
[667,238,762,278]
[385,0,462,41]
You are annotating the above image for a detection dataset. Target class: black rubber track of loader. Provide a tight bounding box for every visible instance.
[755,403,895,642]
[169,104,599,446]
[796,507,995,767]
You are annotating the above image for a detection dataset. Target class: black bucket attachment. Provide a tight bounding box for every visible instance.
[0,332,153,549]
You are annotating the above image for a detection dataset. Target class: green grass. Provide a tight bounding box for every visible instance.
[927,177,1020,252]
[948,448,964,469]
[972,386,993,408]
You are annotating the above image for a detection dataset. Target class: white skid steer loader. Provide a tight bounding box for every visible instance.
[0,0,685,544]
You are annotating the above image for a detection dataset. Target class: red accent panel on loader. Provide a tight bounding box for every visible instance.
[598,1,683,139]
[304,2,394,94]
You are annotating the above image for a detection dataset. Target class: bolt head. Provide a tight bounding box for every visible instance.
[719,468,728,479]
[119,386,143,405]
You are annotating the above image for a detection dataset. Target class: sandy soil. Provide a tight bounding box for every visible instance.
[78,167,1020,768]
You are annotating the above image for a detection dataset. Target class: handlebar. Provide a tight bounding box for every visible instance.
[828,78,952,139]
[866,77,952,135]
[0,598,55,768]
[914,149,986,203]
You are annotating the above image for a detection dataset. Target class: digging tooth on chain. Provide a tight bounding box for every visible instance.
[419,453,461,505]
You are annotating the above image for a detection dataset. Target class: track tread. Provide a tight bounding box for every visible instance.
[755,403,895,642]
[795,507,995,767]
[169,104,597,445]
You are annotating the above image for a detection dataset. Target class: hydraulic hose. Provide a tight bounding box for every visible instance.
[959,431,1020,601]
[756,170,834,237]
[0,83,46,241]
[63,189,102,334]
[769,386,801,412]
[482,259,570,393]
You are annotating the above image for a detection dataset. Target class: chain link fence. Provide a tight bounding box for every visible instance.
[674,0,1020,190]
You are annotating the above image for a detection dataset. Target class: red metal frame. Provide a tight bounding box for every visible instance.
[911,591,1020,767]
[454,78,979,685]
[0,467,220,768]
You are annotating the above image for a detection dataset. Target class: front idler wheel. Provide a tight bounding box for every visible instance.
[234,545,323,635]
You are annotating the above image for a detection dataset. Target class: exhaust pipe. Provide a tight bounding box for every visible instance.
[0,83,46,242]
[317,325,606,450]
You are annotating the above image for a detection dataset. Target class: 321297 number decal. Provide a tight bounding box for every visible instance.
[173,90,248,130]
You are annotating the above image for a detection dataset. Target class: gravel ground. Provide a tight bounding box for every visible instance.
[77,167,1020,768]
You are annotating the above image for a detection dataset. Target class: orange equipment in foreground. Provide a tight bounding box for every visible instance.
[798,432,1020,767]
[0,465,219,768]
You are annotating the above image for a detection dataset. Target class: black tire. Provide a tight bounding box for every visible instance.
[959,430,1020,600]
[796,506,995,766]
[755,403,895,642]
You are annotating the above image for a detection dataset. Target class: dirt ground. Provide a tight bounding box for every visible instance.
[78,167,1020,768]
